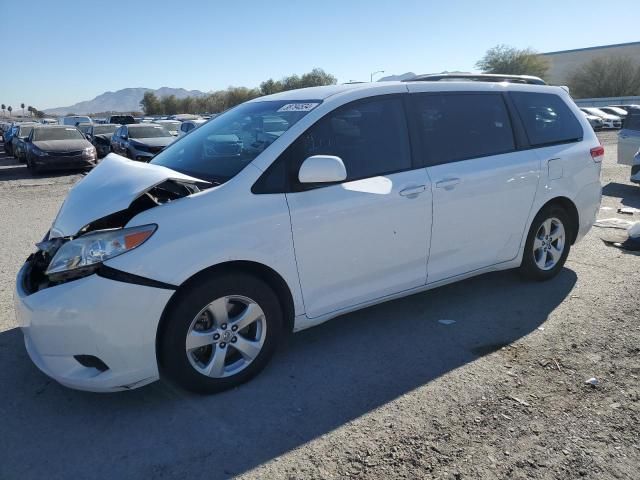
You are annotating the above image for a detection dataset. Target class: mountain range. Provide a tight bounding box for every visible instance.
[44,87,207,115]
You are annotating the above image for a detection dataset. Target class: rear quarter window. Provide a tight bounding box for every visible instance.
[510,92,583,147]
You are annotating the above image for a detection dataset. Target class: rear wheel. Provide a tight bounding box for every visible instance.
[159,272,283,394]
[519,205,572,281]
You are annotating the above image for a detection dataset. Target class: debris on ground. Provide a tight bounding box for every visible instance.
[617,207,639,215]
[585,377,599,387]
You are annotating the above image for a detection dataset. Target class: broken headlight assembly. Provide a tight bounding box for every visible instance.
[45,224,157,281]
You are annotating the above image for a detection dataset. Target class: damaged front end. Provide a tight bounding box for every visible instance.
[22,154,208,294]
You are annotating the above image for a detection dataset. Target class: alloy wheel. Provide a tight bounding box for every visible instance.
[533,217,566,271]
[185,295,266,378]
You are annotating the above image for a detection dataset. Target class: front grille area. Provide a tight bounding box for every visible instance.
[48,150,82,157]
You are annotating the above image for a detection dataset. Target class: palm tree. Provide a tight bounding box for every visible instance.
[1,104,5,117]
[7,106,12,117]
[21,103,25,117]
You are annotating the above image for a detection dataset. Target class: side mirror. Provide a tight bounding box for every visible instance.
[298,155,347,184]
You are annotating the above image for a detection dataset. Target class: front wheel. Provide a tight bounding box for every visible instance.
[519,205,572,281]
[159,272,283,394]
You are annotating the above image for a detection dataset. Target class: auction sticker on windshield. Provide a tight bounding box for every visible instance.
[277,103,320,112]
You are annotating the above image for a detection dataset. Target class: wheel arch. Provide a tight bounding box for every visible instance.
[537,196,580,244]
[155,260,296,359]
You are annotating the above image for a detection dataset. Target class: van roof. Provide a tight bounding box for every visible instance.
[252,80,564,103]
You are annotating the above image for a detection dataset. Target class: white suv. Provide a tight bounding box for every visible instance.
[15,78,603,393]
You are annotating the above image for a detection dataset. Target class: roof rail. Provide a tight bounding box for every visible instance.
[406,73,547,85]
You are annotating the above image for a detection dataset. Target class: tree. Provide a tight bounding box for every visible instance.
[21,103,25,117]
[476,45,549,80]
[1,104,5,117]
[7,106,12,116]
[161,95,178,115]
[260,68,337,96]
[27,105,33,117]
[140,91,162,115]
[568,56,640,98]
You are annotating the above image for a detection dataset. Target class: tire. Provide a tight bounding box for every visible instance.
[519,204,573,281]
[26,155,38,174]
[159,272,283,394]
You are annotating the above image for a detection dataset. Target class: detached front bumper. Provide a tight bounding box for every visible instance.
[14,261,174,392]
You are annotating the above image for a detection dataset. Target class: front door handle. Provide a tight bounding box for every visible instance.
[399,185,426,198]
[435,177,461,190]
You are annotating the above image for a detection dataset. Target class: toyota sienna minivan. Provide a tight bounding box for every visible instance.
[15,76,603,393]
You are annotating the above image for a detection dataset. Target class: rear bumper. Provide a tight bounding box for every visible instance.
[14,261,174,392]
[574,180,602,242]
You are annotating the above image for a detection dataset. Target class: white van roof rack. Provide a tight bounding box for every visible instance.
[406,73,547,85]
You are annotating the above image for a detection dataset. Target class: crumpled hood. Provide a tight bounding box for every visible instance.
[130,137,174,148]
[33,139,92,152]
[50,153,206,238]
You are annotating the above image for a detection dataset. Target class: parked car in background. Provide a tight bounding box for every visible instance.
[2,123,22,156]
[599,106,628,120]
[77,123,93,137]
[608,104,640,115]
[24,125,97,173]
[178,119,207,137]
[14,80,603,393]
[155,119,181,136]
[40,118,58,125]
[58,115,92,126]
[618,112,640,184]
[86,123,119,158]
[580,108,621,129]
[110,123,174,161]
[11,123,38,161]
[581,111,603,131]
[106,115,137,125]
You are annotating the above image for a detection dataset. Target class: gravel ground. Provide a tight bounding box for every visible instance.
[0,131,638,480]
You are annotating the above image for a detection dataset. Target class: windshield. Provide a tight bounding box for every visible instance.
[93,125,117,135]
[18,126,34,137]
[34,127,84,141]
[151,100,320,182]
[129,125,171,138]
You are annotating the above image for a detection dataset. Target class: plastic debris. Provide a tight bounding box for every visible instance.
[594,218,634,230]
[628,222,640,239]
[618,207,639,215]
[438,319,456,325]
[585,377,599,386]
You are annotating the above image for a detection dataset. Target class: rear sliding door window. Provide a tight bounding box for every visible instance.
[510,92,583,146]
[410,93,515,165]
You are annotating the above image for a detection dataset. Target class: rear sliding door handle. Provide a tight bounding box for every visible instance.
[435,178,461,189]
[399,185,426,197]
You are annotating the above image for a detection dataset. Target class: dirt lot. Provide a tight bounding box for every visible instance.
[0,132,638,480]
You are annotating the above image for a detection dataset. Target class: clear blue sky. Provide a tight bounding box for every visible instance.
[1,0,638,109]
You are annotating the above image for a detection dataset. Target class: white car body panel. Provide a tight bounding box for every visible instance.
[286,169,432,318]
[15,81,602,392]
[50,154,207,237]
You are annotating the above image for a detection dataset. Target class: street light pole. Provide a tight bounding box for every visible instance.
[370,70,385,82]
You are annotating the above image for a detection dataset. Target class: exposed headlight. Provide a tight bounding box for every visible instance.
[45,224,156,279]
[82,146,97,159]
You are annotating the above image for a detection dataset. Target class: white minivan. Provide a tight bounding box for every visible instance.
[15,77,603,393]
